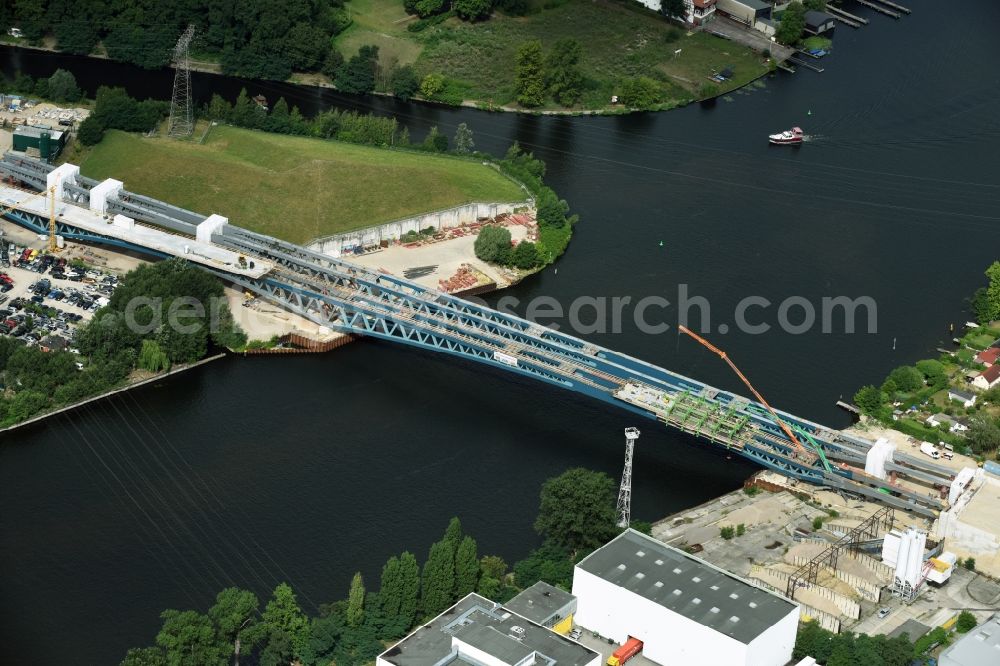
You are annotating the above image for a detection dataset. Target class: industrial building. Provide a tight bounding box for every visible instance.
[503,581,577,635]
[572,530,799,666]
[939,613,1000,666]
[11,125,66,162]
[377,594,599,666]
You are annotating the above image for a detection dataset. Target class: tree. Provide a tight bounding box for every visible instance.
[915,359,946,384]
[720,526,735,540]
[253,583,310,660]
[391,66,420,100]
[853,385,885,416]
[619,77,661,110]
[420,73,446,99]
[803,0,827,10]
[513,541,574,589]
[964,556,976,571]
[511,241,540,269]
[77,115,106,146]
[421,539,456,617]
[206,94,233,122]
[967,416,1000,454]
[660,0,687,19]
[474,225,513,264]
[46,69,82,102]
[398,551,421,630]
[544,39,583,107]
[515,40,545,108]
[120,647,167,666]
[347,572,366,627]
[455,536,479,597]
[337,45,380,94]
[454,0,494,21]
[534,468,618,552]
[887,365,923,392]
[138,339,170,373]
[480,555,507,581]
[983,261,1000,322]
[423,126,449,152]
[776,2,807,46]
[208,587,259,665]
[957,610,977,633]
[454,123,474,153]
[155,610,226,666]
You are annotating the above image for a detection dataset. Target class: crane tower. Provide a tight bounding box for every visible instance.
[167,25,196,138]
[616,427,641,529]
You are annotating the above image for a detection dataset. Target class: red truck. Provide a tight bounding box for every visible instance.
[606,638,643,666]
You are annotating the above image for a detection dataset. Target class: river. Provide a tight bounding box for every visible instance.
[3,3,1000,663]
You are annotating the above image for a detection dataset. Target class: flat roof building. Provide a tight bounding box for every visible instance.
[12,125,66,163]
[377,594,599,666]
[939,613,1000,666]
[504,582,577,635]
[572,529,799,666]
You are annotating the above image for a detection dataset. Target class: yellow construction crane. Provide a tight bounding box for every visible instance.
[0,185,59,253]
[678,325,816,463]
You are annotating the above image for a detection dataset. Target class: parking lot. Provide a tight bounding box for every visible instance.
[0,239,119,350]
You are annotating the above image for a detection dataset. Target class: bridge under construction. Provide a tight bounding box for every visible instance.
[0,155,961,519]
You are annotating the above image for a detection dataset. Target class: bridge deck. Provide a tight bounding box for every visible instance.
[0,184,273,279]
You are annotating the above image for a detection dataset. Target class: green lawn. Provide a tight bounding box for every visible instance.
[78,127,525,244]
[335,0,423,67]
[337,0,768,110]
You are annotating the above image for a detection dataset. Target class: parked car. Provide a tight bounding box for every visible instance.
[877,607,891,619]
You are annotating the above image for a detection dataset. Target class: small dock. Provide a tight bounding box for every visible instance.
[827,5,867,27]
[875,0,911,14]
[788,57,824,73]
[855,0,901,19]
[836,401,861,415]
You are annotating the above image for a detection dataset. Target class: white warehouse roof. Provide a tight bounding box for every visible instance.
[940,613,1000,666]
[575,530,796,644]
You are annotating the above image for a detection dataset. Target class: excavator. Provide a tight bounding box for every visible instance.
[678,325,831,472]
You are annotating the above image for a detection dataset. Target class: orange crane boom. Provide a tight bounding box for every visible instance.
[678,325,814,461]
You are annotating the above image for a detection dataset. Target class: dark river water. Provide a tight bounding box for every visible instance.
[3,3,1000,663]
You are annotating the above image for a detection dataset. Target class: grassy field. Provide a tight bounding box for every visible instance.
[78,127,525,244]
[336,0,769,110]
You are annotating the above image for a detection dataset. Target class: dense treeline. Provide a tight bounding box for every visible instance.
[0,259,244,427]
[0,68,81,104]
[0,0,352,80]
[121,468,624,666]
[78,86,169,145]
[793,621,914,666]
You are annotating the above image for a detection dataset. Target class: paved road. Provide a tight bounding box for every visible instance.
[705,16,795,62]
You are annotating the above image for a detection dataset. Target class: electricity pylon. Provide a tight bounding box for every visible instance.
[167,25,196,138]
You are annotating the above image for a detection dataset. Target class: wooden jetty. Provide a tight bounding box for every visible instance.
[855,0,901,19]
[827,5,867,27]
[789,57,824,73]
[875,0,910,14]
[836,401,861,415]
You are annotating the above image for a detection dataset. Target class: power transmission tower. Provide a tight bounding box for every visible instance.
[167,25,196,138]
[616,427,641,529]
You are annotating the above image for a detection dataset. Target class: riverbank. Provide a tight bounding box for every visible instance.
[0,352,226,436]
[1,0,772,115]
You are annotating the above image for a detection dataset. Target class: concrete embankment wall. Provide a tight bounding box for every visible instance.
[307,200,532,257]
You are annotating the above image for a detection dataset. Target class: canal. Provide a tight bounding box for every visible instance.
[3,3,1000,662]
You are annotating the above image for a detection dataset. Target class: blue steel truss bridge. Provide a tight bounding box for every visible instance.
[0,156,959,519]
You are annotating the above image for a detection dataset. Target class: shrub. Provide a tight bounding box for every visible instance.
[720,526,735,540]
[956,611,977,633]
[736,523,746,537]
[812,516,824,531]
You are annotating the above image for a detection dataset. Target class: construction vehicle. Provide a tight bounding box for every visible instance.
[607,637,643,666]
[678,325,821,466]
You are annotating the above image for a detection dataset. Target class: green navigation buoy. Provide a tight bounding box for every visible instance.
[659,240,664,247]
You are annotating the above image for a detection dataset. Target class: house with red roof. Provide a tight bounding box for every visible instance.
[974,347,1000,367]
[972,364,1000,391]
